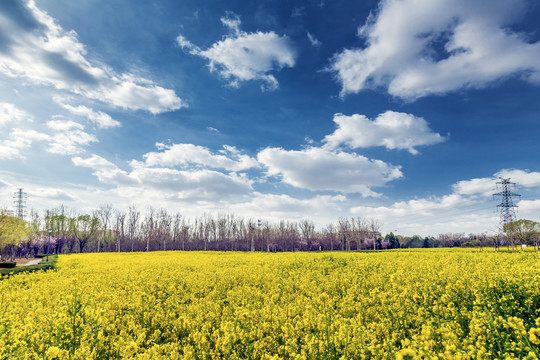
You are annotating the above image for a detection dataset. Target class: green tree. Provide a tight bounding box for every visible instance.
[503,219,539,252]
[0,210,29,260]
[385,232,400,249]
[70,214,100,253]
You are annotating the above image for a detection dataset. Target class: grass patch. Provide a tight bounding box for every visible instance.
[0,255,58,278]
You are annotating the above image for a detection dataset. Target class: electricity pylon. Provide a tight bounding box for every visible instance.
[13,188,27,220]
[493,177,520,236]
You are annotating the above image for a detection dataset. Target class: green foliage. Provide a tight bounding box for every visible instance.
[0,209,29,254]
[503,219,540,247]
[0,262,16,268]
[402,235,424,248]
[385,232,400,249]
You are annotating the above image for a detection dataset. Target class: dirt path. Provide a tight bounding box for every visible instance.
[13,258,42,267]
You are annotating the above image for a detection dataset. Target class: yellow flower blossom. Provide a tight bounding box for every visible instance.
[0,249,538,359]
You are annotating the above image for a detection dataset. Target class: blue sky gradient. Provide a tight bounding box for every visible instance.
[1,0,540,236]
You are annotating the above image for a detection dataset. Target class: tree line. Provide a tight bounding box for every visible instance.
[1,204,538,260]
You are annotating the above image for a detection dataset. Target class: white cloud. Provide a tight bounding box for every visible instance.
[0,103,32,125]
[46,119,97,155]
[323,111,445,154]
[229,193,347,224]
[176,34,198,52]
[496,169,540,188]
[220,11,241,34]
[454,169,540,197]
[73,152,254,202]
[142,143,259,172]
[330,0,540,100]
[0,114,99,159]
[0,1,184,113]
[177,13,296,91]
[0,128,49,159]
[257,146,402,196]
[453,177,496,197]
[307,32,321,47]
[130,167,252,200]
[349,168,540,236]
[54,97,120,129]
[72,154,135,185]
[350,190,499,236]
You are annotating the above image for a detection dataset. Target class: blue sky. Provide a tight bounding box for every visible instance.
[1,0,540,236]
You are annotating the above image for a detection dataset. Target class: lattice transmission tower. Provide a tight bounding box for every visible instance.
[493,178,520,232]
[13,188,27,220]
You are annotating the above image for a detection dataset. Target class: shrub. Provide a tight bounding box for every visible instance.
[0,262,16,268]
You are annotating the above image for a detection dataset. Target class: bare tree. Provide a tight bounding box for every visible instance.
[97,204,113,253]
[337,217,351,251]
[299,219,315,250]
[157,208,171,251]
[368,218,382,251]
[323,223,338,251]
[127,205,140,252]
[143,207,156,252]
[114,210,126,252]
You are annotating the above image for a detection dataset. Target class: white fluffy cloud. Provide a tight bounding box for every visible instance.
[177,12,296,90]
[257,146,402,196]
[330,0,540,100]
[143,143,259,172]
[323,111,445,154]
[453,169,540,197]
[0,103,32,125]
[0,115,98,159]
[54,97,120,129]
[0,128,49,159]
[73,152,254,202]
[72,154,133,185]
[0,1,184,113]
[46,119,97,155]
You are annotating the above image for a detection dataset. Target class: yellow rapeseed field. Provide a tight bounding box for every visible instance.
[1,249,540,359]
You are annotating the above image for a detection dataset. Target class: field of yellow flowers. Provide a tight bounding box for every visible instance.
[1,249,540,359]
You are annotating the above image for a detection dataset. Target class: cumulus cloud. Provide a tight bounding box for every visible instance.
[142,143,259,172]
[72,154,136,185]
[54,97,120,129]
[73,152,254,202]
[130,167,252,200]
[454,169,540,197]
[330,0,540,100]
[257,146,402,196]
[323,111,445,154]
[0,103,32,125]
[177,12,296,90]
[0,0,184,113]
[0,128,49,159]
[46,119,97,155]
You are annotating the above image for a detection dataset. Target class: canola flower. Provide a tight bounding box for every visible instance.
[0,248,539,359]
